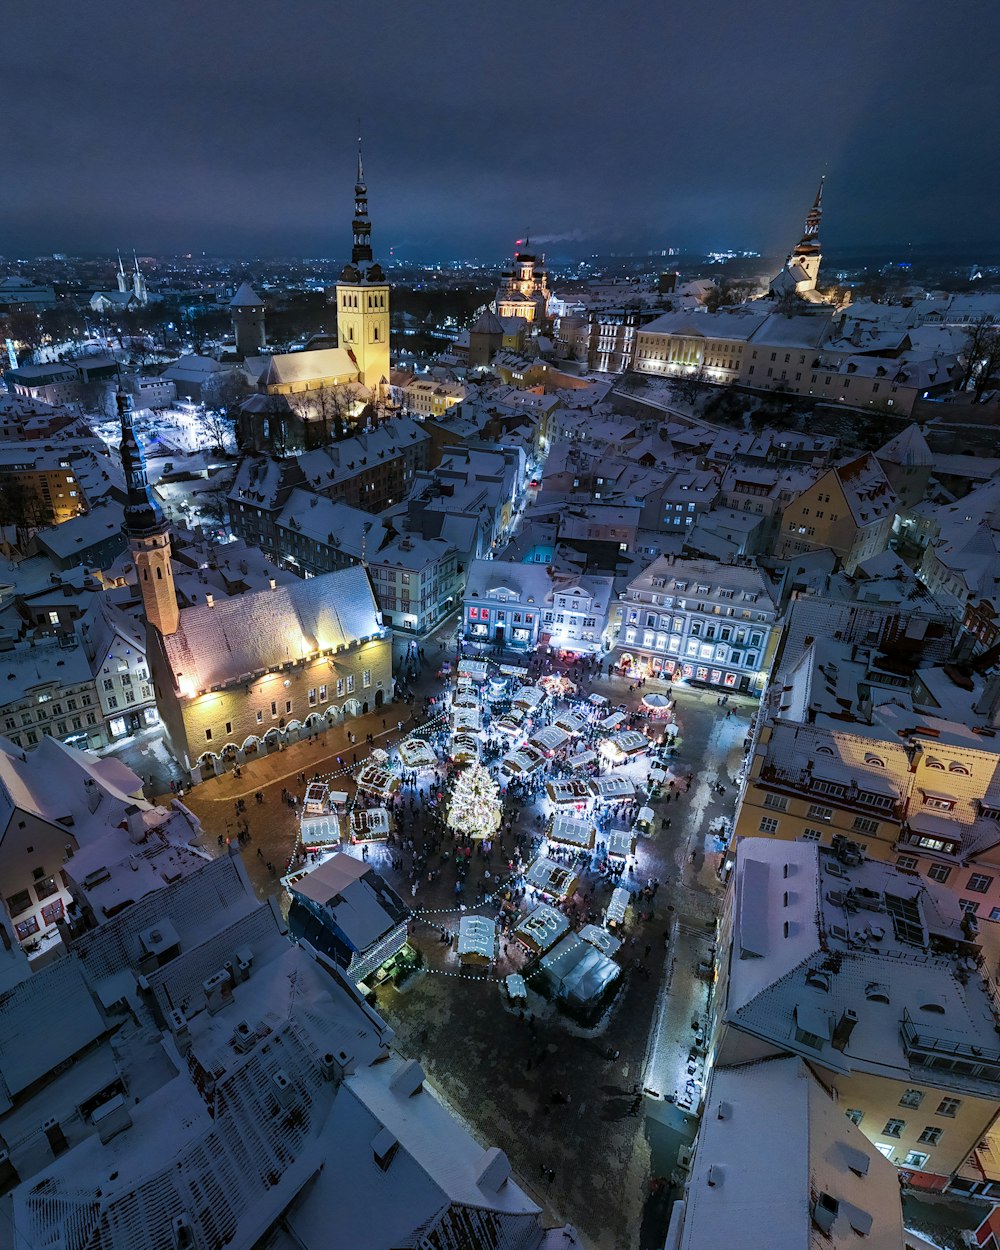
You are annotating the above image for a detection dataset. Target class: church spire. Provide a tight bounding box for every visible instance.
[794,176,824,256]
[118,381,166,539]
[351,125,373,267]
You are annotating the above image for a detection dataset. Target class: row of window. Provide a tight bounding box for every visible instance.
[204,672,373,741]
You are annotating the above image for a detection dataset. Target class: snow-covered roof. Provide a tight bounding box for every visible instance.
[290,853,407,951]
[262,348,358,389]
[724,840,1000,1095]
[163,563,381,692]
[230,281,263,307]
[675,1056,904,1250]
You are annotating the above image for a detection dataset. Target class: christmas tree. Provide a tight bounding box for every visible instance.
[447,760,502,840]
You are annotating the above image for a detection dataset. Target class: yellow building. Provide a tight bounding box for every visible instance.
[112,382,394,776]
[733,640,1000,924]
[775,453,897,573]
[335,140,390,395]
[495,243,549,324]
[715,838,1000,1194]
[148,565,393,772]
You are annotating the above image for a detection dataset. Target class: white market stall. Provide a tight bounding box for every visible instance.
[458,660,490,683]
[606,827,637,860]
[529,724,571,754]
[605,885,631,929]
[398,738,437,769]
[349,807,391,843]
[496,708,527,736]
[553,710,587,736]
[458,916,497,966]
[515,902,570,955]
[579,923,623,957]
[355,762,400,800]
[505,972,527,1001]
[513,685,546,713]
[547,812,597,851]
[451,732,480,764]
[300,783,341,851]
[525,856,579,899]
[567,749,597,770]
[501,743,547,776]
[588,775,636,801]
[545,778,592,809]
[599,711,626,731]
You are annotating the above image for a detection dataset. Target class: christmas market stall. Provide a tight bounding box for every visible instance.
[567,748,597,770]
[605,884,631,930]
[495,707,528,736]
[458,659,490,683]
[299,783,341,853]
[525,856,579,900]
[529,724,571,755]
[599,710,626,731]
[450,732,480,764]
[634,806,656,834]
[512,685,546,714]
[349,807,391,844]
[539,933,620,1012]
[397,738,437,769]
[501,743,547,777]
[579,923,622,958]
[504,972,527,1002]
[606,827,637,860]
[457,915,497,967]
[553,709,587,736]
[545,778,592,810]
[588,775,636,802]
[514,902,571,956]
[547,812,597,851]
[600,729,649,764]
[355,753,400,801]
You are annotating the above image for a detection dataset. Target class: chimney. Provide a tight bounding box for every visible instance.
[831,1008,858,1052]
[205,593,215,609]
[125,804,146,844]
[269,577,277,590]
[83,777,101,813]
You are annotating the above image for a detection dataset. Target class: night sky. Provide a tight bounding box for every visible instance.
[5,0,999,260]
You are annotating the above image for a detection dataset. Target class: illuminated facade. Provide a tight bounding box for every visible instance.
[335,138,390,395]
[495,242,549,323]
[609,556,779,694]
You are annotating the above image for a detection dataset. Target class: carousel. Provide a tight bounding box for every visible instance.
[641,692,672,717]
[538,673,577,698]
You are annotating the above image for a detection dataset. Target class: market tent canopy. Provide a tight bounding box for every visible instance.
[642,693,671,710]
[540,934,620,1007]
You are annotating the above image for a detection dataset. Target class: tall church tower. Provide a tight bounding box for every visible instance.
[132,252,148,304]
[790,177,824,292]
[116,251,129,295]
[336,135,390,395]
[118,383,179,636]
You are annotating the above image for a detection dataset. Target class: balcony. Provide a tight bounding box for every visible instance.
[901,1010,1000,1079]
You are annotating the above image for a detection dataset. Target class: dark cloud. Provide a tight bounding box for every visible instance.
[5,0,999,258]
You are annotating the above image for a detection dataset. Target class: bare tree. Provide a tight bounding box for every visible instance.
[962,316,1000,398]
